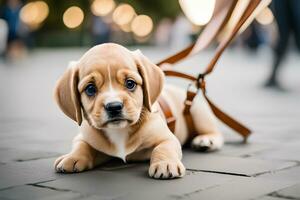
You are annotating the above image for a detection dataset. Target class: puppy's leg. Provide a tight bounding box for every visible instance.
[190,95,224,152]
[149,136,185,179]
[54,135,110,173]
[126,148,152,162]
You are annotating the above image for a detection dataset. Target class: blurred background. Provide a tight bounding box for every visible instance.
[0,0,299,89]
[0,0,182,48]
[0,0,278,52]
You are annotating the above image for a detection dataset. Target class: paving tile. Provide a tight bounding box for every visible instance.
[0,148,59,163]
[0,197,13,200]
[0,139,72,155]
[259,166,300,183]
[38,164,236,199]
[0,118,77,142]
[121,192,175,200]
[182,151,296,176]
[0,158,61,189]
[275,183,300,199]
[0,119,45,137]
[77,194,124,200]
[183,177,293,200]
[251,143,300,161]
[0,185,81,200]
[217,142,272,157]
[255,196,288,200]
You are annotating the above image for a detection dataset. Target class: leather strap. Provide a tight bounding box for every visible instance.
[203,91,251,140]
[161,70,251,139]
[156,0,270,141]
[157,96,176,133]
[204,0,262,76]
[157,0,237,66]
[183,87,197,135]
[198,77,251,140]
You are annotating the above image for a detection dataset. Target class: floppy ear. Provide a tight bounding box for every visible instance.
[54,61,82,125]
[132,50,164,112]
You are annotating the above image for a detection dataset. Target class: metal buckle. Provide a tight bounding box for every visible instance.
[196,73,206,92]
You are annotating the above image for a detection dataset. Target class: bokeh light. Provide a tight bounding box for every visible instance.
[131,15,153,37]
[112,4,136,26]
[256,7,274,25]
[179,0,215,26]
[20,1,49,29]
[120,24,132,32]
[63,6,84,29]
[91,0,116,17]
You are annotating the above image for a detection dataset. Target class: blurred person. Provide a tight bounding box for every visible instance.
[0,0,27,60]
[170,14,193,50]
[242,23,265,52]
[90,15,111,45]
[265,0,300,88]
[154,18,173,47]
[0,19,8,57]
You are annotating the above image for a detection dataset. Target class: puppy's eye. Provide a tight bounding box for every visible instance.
[125,79,136,91]
[85,84,97,97]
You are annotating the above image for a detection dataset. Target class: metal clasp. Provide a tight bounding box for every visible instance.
[196,73,206,93]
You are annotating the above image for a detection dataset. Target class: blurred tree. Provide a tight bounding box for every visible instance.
[0,0,181,46]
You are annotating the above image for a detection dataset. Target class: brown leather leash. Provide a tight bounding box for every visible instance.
[157,0,271,142]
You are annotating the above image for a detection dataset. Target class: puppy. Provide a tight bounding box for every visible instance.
[54,43,223,179]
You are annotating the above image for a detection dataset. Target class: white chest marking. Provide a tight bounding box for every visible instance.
[104,129,128,162]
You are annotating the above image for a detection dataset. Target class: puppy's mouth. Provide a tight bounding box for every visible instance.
[103,118,132,126]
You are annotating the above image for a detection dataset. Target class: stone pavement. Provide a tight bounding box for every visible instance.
[0,47,299,200]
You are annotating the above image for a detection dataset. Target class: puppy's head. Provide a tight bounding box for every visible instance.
[54,43,164,130]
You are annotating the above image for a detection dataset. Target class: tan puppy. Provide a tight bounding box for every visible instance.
[54,43,223,179]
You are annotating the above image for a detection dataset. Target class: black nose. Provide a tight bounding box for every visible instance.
[105,101,123,113]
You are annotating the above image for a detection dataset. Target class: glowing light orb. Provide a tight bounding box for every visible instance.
[112,4,135,26]
[91,0,116,16]
[131,15,153,37]
[63,6,84,29]
[179,0,216,26]
[20,1,49,29]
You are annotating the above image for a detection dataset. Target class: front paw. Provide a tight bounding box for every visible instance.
[191,134,223,152]
[149,160,185,179]
[54,154,94,173]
